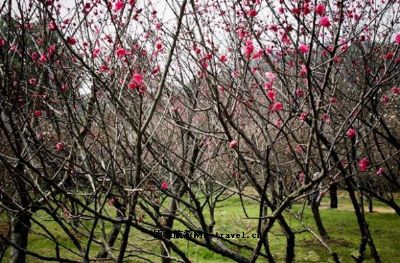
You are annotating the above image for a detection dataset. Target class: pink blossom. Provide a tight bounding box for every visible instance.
[346,128,357,139]
[268,24,278,32]
[358,158,370,172]
[67,37,77,45]
[92,48,100,58]
[299,64,307,77]
[31,51,39,60]
[299,43,309,54]
[247,9,257,17]
[219,54,228,63]
[114,0,125,12]
[100,65,110,72]
[265,72,276,83]
[281,33,291,45]
[55,142,65,151]
[48,21,57,31]
[321,113,330,123]
[151,65,160,75]
[229,140,238,149]
[295,144,303,154]
[295,89,305,97]
[320,16,331,27]
[244,40,254,58]
[47,44,57,56]
[315,4,326,16]
[302,3,311,15]
[116,47,130,57]
[395,33,400,45]
[299,112,308,121]
[264,82,273,90]
[161,181,168,190]
[391,86,400,95]
[28,78,37,86]
[155,42,163,50]
[271,101,283,112]
[376,167,384,175]
[252,49,263,60]
[267,90,276,101]
[381,95,389,104]
[39,54,47,63]
[0,38,6,47]
[132,73,143,84]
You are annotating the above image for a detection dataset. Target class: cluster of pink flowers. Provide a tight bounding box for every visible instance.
[128,73,145,92]
[243,40,254,59]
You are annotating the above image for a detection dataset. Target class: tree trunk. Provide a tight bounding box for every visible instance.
[97,198,125,259]
[368,196,373,213]
[329,183,338,209]
[10,212,31,263]
[278,216,295,263]
[311,199,329,240]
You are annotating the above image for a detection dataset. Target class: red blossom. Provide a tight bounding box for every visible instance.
[155,42,163,50]
[116,47,130,57]
[114,0,125,12]
[299,43,309,54]
[67,37,77,45]
[271,101,283,112]
[320,16,331,27]
[315,4,326,16]
[384,52,394,60]
[244,40,254,58]
[247,9,257,17]
[219,54,228,63]
[132,73,143,84]
[34,110,42,117]
[346,128,357,139]
[151,65,160,75]
[267,90,276,101]
[0,38,6,47]
[100,65,110,72]
[39,54,47,63]
[358,158,370,172]
[161,181,168,190]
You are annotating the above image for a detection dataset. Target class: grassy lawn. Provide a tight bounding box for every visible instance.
[1,192,399,262]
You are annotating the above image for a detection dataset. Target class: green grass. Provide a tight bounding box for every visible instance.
[1,192,400,262]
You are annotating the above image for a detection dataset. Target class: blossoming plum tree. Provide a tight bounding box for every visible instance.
[0,0,400,262]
